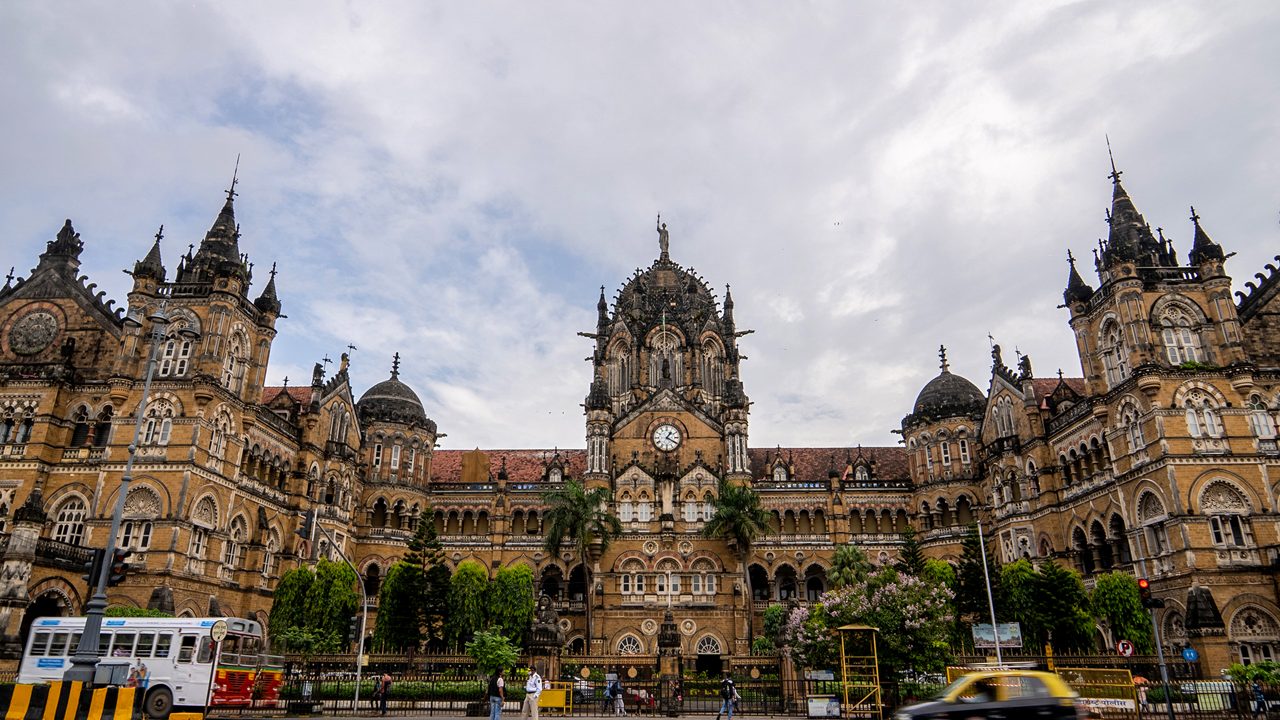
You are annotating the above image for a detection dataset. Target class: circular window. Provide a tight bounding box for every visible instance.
[696,636,722,655]
[618,635,643,655]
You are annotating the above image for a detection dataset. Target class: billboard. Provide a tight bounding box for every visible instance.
[971,622,1023,649]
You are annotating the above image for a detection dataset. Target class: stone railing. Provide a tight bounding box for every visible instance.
[35,537,94,570]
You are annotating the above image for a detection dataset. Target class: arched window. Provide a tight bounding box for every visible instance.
[1201,481,1253,549]
[262,530,279,577]
[158,332,193,377]
[1248,395,1277,440]
[142,399,175,445]
[92,407,113,447]
[222,516,247,571]
[1158,305,1202,365]
[69,407,91,448]
[222,332,247,392]
[53,497,87,545]
[617,635,643,655]
[648,331,682,386]
[1101,320,1129,387]
[772,465,787,482]
[958,437,971,464]
[1121,403,1144,452]
[1184,394,1222,438]
[695,635,722,655]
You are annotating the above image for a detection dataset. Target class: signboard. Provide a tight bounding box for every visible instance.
[1057,667,1137,711]
[1182,647,1200,662]
[971,622,1023,649]
[211,619,229,642]
[1116,640,1134,657]
[805,670,835,681]
[806,696,840,718]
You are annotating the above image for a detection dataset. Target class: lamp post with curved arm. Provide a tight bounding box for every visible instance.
[64,306,194,683]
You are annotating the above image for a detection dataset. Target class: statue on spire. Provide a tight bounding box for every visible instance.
[656,214,669,258]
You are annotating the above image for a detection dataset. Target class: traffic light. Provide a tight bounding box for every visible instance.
[81,547,105,589]
[107,548,130,586]
[296,510,315,541]
[346,614,359,646]
[1137,577,1165,609]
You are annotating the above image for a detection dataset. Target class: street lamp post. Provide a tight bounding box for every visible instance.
[64,306,180,683]
[309,520,369,709]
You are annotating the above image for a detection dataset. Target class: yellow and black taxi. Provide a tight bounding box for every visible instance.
[894,670,1091,720]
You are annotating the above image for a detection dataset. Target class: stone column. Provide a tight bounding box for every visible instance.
[657,610,682,717]
[0,492,47,657]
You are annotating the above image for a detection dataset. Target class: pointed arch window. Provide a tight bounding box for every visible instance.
[773,465,788,483]
[1184,394,1222,438]
[92,407,113,447]
[222,333,247,393]
[223,516,247,570]
[142,399,175,445]
[158,331,193,377]
[261,531,279,577]
[1101,321,1129,387]
[1159,306,1202,365]
[69,407,91,448]
[53,497,87,546]
[1248,395,1276,440]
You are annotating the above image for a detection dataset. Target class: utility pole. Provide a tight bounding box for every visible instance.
[976,519,1003,666]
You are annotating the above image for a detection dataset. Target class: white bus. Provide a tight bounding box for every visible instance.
[18,616,284,717]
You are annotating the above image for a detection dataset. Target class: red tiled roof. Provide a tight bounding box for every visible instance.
[262,386,312,405]
[1031,377,1086,400]
[426,446,909,483]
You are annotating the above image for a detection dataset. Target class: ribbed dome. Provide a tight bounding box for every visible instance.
[356,357,434,430]
[911,369,986,422]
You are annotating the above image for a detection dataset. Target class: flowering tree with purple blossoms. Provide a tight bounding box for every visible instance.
[781,566,954,675]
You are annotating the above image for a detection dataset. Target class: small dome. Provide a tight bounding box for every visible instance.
[911,369,985,422]
[356,355,435,431]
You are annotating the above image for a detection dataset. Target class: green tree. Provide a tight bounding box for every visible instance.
[1036,561,1094,653]
[827,544,873,589]
[896,526,927,576]
[405,517,452,650]
[542,477,622,646]
[703,479,772,645]
[374,561,425,651]
[268,565,316,643]
[105,606,172,618]
[489,564,536,646]
[954,524,1000,626]
[1090,572,1153,653]
[999,558,1046,649]
[303,559,360,652]
[466,629,520,677]
[447,560,490,650]
[922,559,956,590]
[752,604,788,655]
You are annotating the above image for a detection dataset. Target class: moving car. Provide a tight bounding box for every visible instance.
[894,670,1091,720]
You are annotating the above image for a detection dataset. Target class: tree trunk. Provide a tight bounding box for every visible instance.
[741,549,754,650]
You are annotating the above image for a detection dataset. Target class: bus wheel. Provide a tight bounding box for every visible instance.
[144,687,173,719]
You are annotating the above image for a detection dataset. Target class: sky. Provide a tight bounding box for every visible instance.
[2,2,1278,451]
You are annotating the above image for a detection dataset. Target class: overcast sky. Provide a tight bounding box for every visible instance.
[2,2,1277,450]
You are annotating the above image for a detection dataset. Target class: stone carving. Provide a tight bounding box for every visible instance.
[1231,607,1280,640]
[123,487,162,519]
[1200,481,1249,515]
[192,495,218,528]
[656,215,669,257]
[9,311,59,356]
[527,594,565,653]
[1137,492,1166,523]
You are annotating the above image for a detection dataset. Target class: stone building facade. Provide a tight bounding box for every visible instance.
[0,170,1277,672]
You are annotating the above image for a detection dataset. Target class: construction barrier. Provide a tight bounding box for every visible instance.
[0,683,137,720]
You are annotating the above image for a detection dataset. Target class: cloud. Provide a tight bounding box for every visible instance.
[1,1,1277,450]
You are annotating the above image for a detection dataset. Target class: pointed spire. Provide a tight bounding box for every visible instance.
[1063,249,1095,305]
[938,344,950,372]
[253,261,282,315]
[596,285,609,327]
[185,160,248,284]
[390,352,401,380]
[1188,205,1225,265]
[723,283,736,331]
[1100,142,1155,268]
[133,225,167,281]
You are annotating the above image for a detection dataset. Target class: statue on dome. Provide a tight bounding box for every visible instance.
[657,214,669,257]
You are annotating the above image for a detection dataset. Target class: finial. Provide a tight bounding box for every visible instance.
[938,344,949,372]
[1106,134,1122,185]
[391,352,401,379]
[656,213,669,258]
[1189,205,1201,225]
[4,267,14,287]
[1067,249,1076,267]
[155,225,164,243]
[269,261,277,280]
[227,154,240,201]
[322,355,332,367]
[1057,368,1064,380]
[282,375,289,388]
[1104,208,1112,224]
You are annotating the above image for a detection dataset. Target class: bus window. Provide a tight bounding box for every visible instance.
[136,633,155,657]
[197,636,214,663]
[96,633,111,657]
[29,632,51,657]
[223,635,240,654]
[69,633,82,655]
[111,633,136,657]
[178,635,197,663]
[49,632,70,657]
[155,633,173,658]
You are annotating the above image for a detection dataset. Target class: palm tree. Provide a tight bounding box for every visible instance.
[542,477,622,652]
[703,478,772,648]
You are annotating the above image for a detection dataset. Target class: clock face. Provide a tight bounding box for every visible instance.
[9,310,60,355]
[652,423,681,452]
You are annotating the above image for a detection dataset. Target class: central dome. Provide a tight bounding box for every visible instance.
[356,359,435,431]
[612,257,721,337]
[910,364,985,423]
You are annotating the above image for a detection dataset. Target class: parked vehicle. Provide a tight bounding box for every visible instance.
[894,670,1090,720]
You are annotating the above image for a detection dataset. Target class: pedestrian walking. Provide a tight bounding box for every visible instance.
[489,669,506,720]
[1252,681,1268,719]
[375,672,392,716]
[522,663,542,720]
[612,679,626,716]
[715,673,736,720]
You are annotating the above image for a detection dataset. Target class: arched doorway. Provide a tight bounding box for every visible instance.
[567,565,587,603]
[540,566,565,601]
[20,592,69,651]
[694,635,723,676]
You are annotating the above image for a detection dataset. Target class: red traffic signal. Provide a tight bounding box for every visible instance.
[1137,577,1163,608]
[107,548,130,587]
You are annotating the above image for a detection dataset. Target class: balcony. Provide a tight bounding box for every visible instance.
[0,444,28,460]
[34,538,94,570]
[325,440,357,461]
[364,527,413,541]
[60,447,107,463]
